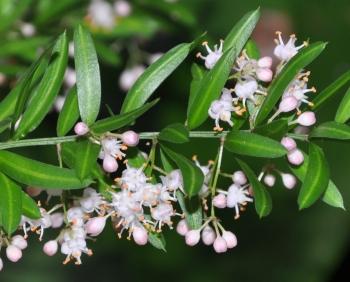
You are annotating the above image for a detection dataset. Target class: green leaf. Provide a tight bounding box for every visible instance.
[225,130,287,158]
[127,148,147,169]
[187,47,237,129]
[90,99,159,134]
[159,148,176,173]
[335,87,350,123]
[312,70,350,111]
[0,0,32,32]
[158,123,189,144]
[223,8,260,52]
[310,121,350,140]
[0,150,92,189]
[13,32,68,139]
[74,24,101,125]
[160,145,204,197]
[291,151,343,209]
[0,172,22,234]
[57,86,80,136]
[255,42,327,125]
[74,139,100,181]
[244,39,260,59]
[236,159,272,218]
[253,119,288,140]
[121,42,191,113]
[187,63,206,113]
[21,191,41,219]
[176,191,202,230]
[0,117,12,134]
[297,143,329,210]
[148,232,166,252]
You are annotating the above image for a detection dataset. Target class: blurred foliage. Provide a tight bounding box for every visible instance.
[1,0,350,282]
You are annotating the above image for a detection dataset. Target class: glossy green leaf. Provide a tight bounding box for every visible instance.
[0,172,22,234]
[159,123,189,144]
[335,87,350,123]
[0,150,92,189]
[21,191,41,219]
[74,24,101,125]
[148,232,166,252]
[127,148,147,169]
[0,117,12,134]
[291,151,343,209]
[13,32,68,139]
[236,158,272,218]
[255,42,327,125]
[159,148,176,173]
[223,8,260,52]
[297,143,329,210]
[90,99,159,134]
[161,145,204,197]
[225,130,287,158]
[253,119,288,140]
[187,63,206,113]
[176,191,202,230]
[121,42,191,113]
[310,121,350,140]
[244,39,260,59]
[57,86,80,136]
[187,47,236,129]
[312,70,350,111]
[74,139,101,181]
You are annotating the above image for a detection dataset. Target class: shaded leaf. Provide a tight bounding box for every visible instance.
[253,119,288,140]
[310,121,350,140]
[244,39,260,59]
[176,191,202,230]
[159,123,189,144]
[335,87,350,123]
[148,232,166,252]
[187,63,206,113]
[21,191,41,219]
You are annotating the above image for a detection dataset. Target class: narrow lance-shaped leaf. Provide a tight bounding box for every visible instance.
[159,148,176,173]
[158,123,189,144]
[225,130,287,158]
[0,172,22,234]
[255,42,327,125]
[291,151,344,209]
[312,70,350,111]
[297,143,330,210]
[310,121,350,140]
[335,87,350,123]
[13,32,68,140]
[0,150,92,189]
[187,63,206,113]
[148,232,166,252]
[21,191,41,219]
[90,99,159,134]
[57,86,80,136]
[253,119,288,140]
[74,25,101,125]
[160,145,204,197]
[244,39,260,59]
[121,43,192,113]
[236,159,272,218]
[74,139,101,181]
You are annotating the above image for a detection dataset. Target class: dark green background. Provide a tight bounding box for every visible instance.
[2,0,350,281]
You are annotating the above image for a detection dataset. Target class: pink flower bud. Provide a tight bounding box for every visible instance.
[185,230,200,246]
[114,0,132,17]
[0,257,3,271]
[102,155,118,173]
[212,194,227,208]
[232,170,247,185]
[279,96,298,113]
[176,219,189,236]
[258,56,273,68]
[132,227,148,245]
[6,245,22,262]
[281,173,297,189]
[11,235,27,250]
[201,226,216,245]
[213,236,228,253]
[263,174,276,187]
[121,130,139,147]
[43,240,58,256]
[256,68,273,82]
[26,186,42,197]
[74,122,89,136]
[297,111,316,126]
[222,231,237,248]
[50,212,64,229]
[280,137,297,151]
[287,149,304,165]
[85,217,106,236]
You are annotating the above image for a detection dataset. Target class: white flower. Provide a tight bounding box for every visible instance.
[119,165,147,191]
[274,31,307,62]
[233,78,267,107]
[114,0,132,17]
[196,40,223,69]
[88,0,116,29]
[20,22,36,37]
[160,169,183,192]
[79,188,105,214]
[21,208,52,240]
[119,65,145,91]
[99,137,126,160]
[151,202,174,229]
